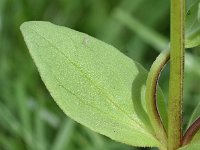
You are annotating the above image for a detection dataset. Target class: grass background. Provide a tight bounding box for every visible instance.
[0,0,200,149]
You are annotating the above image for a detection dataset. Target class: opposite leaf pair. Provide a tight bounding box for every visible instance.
[20,1,200,149]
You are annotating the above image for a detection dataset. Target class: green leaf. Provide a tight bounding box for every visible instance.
[179,143,200,150]
[20,21,161,147]
[181,100,200,150]
[185,0,200,48]
[187,100,200,130]
[179,142,200,150]
[145,50,169,147]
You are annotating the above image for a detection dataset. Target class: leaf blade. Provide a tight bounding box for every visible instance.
[185,0,200,48]
[20,21,160,147]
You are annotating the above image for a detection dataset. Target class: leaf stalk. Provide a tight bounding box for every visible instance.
[146,49,170,148]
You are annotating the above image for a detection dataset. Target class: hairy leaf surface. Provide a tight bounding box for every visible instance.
[20,21,162,147]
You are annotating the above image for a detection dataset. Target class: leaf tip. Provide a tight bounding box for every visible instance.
[20,21,32,33]
[20,21,51,33]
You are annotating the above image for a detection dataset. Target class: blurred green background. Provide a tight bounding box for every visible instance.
[1,0,200,150]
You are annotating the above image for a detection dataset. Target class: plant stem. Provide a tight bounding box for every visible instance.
[168,0,185,149]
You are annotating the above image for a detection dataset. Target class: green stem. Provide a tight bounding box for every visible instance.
[168,0,185,149]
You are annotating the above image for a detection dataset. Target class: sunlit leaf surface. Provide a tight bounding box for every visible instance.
[20,21,161,147]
